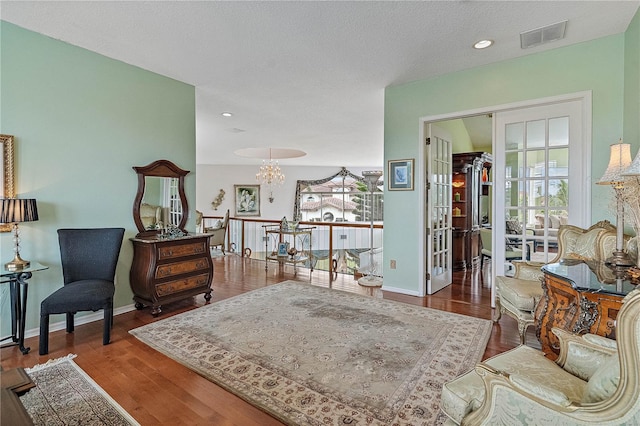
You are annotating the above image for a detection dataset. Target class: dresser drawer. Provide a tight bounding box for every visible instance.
[157,241,208,260]
[156,273,210,296]
[155,258,210,279]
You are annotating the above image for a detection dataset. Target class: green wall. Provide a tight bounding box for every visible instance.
[384,32,631,295]
[625,9,640,151]
[0,22,196,338]
[436,119,474,153]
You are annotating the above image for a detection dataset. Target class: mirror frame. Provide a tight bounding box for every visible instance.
[1,134,15,232]
[133,159,190,236]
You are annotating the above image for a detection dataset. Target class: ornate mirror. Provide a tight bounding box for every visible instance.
[132,160,189,235]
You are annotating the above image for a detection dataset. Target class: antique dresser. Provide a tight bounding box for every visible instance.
[129,160,213,316]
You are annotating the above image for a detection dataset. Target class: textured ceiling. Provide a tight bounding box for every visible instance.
[2,1,639,166]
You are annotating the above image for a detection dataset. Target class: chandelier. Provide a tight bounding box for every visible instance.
[256,149,286,203]
[256,153,285,186]
[234,147,306,203]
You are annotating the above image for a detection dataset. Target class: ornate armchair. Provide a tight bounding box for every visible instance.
[493,220,623,344]
[493,260,545,344]
[205,209,229,254]
[441,289,640,425]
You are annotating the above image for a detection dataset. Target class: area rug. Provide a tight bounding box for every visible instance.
[130,281,492,425]
[20,354,139,426]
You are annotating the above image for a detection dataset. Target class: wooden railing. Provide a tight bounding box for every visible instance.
[202,215,383,278]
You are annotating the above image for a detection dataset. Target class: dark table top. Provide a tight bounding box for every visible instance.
[542,259,638,297]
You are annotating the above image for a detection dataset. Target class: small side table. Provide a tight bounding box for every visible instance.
[1,262,48,354]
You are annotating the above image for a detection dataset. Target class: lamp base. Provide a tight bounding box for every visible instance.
[358,275,383,288]
[5,255,30,272]
[605,250,635,267]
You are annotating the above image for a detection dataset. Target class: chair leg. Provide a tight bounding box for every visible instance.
[66,312,75,333]
[517,320,528,345]
[39,314,49,355]
[493,297,503,322]
[103,304,113,346]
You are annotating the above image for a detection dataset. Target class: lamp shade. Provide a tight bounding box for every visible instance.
[597,141,632,185]
[0,198,39,224]
[622,147,640,176]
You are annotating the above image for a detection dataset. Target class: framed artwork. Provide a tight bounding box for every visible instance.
[234,184,260,217]
[388,159,414,191]
[277,242,289,257]
[1,134,15,232]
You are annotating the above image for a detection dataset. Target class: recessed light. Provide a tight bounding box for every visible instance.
[473,39,494,49]
[221,112,233,117]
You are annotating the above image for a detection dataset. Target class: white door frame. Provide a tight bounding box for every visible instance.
[419,90,592,301]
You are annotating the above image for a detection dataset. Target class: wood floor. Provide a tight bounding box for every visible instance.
[1,255,538,425]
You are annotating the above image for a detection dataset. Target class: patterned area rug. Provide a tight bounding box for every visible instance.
[130,281,492,425]
[20,354,139,426]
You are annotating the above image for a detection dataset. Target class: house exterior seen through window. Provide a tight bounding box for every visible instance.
[299,174,383,223]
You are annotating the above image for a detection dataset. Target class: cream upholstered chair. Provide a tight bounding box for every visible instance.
[479,228,528,271]
[493,260,546,344]
[139,203,163,230]
[493,220,622,344]
[441,288,640,425]
[205,209,229,254]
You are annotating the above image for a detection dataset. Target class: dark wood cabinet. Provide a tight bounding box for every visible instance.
[452,152,492,271]
[130,234,213,316]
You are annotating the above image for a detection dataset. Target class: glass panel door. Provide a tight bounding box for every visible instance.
[427,124,452,294]
[495,100,587,277]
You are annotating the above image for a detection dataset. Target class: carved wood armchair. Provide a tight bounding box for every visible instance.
[442,289,640,425]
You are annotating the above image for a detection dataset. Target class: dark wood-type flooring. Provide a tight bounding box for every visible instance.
[1,255,538,425]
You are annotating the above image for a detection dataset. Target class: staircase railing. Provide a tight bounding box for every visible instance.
[202,215,383,279]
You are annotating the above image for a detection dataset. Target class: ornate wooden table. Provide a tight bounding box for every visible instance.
[536,259,636,359]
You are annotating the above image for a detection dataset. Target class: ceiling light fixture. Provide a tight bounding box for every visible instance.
[256,149,285,203]
[221,112,233,117]
[473,39,494,49]
[234,147,306,203]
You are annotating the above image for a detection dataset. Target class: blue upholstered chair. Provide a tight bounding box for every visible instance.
[39,228,125,355]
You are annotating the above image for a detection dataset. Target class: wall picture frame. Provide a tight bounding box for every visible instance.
[388,159,414,191]
[277,242,289,257]
[1,134,15,232]
[234,184,260,217]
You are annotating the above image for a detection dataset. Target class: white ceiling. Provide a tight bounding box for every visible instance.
[2,1,639,166]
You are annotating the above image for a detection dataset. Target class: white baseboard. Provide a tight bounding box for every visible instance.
[380,285,421,297]
[23,304,138,340]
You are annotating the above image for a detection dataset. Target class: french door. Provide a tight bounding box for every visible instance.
[494,99,589,278]
[426,124,453,294]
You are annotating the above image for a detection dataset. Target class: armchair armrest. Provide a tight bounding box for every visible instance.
[552,328,617,381]
[511,261,545,280]
[463,363,583,425]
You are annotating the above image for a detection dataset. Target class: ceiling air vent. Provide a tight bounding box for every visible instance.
[520,20,567,49]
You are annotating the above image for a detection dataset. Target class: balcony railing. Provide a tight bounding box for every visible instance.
[202,215,383,278]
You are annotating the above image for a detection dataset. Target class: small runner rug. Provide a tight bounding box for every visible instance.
[130,281,492,425]
[20,354,139,426]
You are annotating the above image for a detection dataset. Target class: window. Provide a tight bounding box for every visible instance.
[294,167,383,223]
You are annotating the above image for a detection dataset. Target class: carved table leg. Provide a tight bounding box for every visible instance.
[151,305,162,317]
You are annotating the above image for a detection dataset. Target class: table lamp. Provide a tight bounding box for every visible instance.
[0,198,39,271]
[596,140,634,266]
